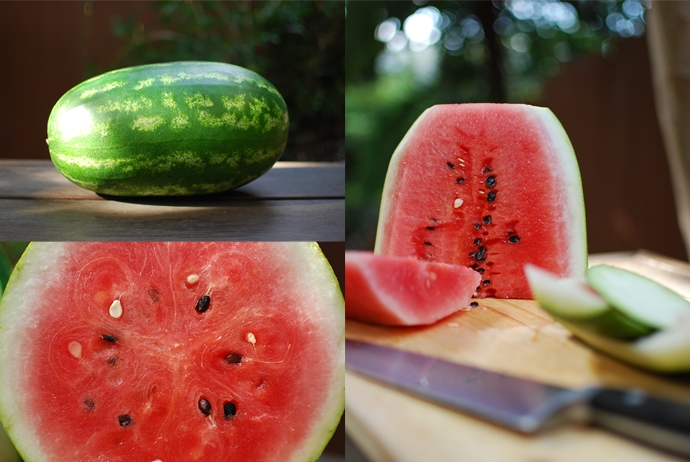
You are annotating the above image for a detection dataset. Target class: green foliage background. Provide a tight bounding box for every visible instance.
[109,1,344,162]
[346,0,646,249]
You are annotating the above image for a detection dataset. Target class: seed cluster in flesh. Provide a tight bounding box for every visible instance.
[415,155,522,297]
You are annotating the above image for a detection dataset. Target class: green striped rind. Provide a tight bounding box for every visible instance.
[47,61,289,196]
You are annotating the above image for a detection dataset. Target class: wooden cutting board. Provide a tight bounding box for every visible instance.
[346,251,690,462]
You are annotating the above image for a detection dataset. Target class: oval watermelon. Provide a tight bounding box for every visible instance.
[47,61,289,196]
[0,242,343,462]
[375,103,587,299]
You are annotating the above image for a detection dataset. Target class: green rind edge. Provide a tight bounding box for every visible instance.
[586,264,690,330]
[525,265,653,339]
[561,318,690,373]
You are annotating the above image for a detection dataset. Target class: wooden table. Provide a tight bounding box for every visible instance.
[0,160,343,241]
[346,251,690,462]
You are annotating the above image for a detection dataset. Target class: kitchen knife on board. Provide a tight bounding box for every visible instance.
[346,339,690,458]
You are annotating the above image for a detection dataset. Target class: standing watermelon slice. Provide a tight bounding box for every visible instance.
[375,104,587,298]
[0,242,344,462]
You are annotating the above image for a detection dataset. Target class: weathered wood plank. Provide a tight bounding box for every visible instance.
[0,198,344,241]
[0,160,344,241]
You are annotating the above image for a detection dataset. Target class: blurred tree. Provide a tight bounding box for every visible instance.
[346,0,647,249]
[109,1,344,162]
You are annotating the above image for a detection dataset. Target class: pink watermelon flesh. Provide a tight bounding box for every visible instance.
[345,251,481,326]
[375,104,587,299]
[0,242,344,462]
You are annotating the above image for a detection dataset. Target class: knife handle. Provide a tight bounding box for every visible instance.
[591,389,690,457]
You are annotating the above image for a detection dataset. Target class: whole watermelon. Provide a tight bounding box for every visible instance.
[47,61,289,196]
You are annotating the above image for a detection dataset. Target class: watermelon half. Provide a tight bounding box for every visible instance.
[0,242,344,462]
[345,251,480,326]
[375,103,587,298]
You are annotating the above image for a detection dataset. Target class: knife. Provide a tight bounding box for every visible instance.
[346,339,690,458]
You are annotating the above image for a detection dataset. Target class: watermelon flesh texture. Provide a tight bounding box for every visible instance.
[0,242,344,462]
[345,251,480,326]
[375,104,587,299]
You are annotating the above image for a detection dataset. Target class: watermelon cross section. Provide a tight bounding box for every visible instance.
[0,242,344,462]
[375,103,587,298]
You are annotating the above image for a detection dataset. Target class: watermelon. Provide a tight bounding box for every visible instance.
[524,264,653,339]
[0,242,343,462]
[375,104,587,299]
[345,251,480,326]
[47,61,289,196]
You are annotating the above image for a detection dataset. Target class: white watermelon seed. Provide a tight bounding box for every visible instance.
[109,299,123,319]
[454,198,463,208]
[68,341,82,358]
[187,274,199,284]
[246,332,256,344]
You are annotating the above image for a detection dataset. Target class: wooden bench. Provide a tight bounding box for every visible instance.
[0,160,344,241]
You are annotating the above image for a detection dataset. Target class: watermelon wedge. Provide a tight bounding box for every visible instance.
[375,104,587,298]
[345,251,480,326]
[0,242,344,462]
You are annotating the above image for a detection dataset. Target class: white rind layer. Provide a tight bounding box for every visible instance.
[374,103,587,278]
[0,243,68,462]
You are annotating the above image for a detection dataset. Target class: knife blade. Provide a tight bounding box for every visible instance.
[346,339,690,458]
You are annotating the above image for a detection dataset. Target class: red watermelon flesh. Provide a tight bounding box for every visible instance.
[375,104,587,298]
[0,242,344,462]
[345,251,480,326]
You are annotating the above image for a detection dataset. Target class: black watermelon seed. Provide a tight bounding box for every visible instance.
[107,356,118,366]
[487,191,497,203]
[482,280,491,287]
[148,287,160,302]
[198,398,211,417]
[223,402,237,420]
[474,223,481,230]
[470,301,479,308]
[477,268,485,274]
[426,226,435,231]
[470,264,479,270]
[424,241,433,246]
[485,176,496,188]
[509,235,520,243]
[456,177,465,184]
[475,246,486,262]
[473,238,482,245]
[101,334,117,343]
[196,295,211,313]
[118,414,133,427]
[482,167,492,173]
[447,162,455,169]
[483,215,492,225]
[225,353,243,364]
[83,398,95,412]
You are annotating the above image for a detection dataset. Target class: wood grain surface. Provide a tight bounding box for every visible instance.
[345,251,690,462]
[0,160,344,241]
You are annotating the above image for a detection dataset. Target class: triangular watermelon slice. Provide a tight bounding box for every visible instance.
[0,242,344,462]
[375,103,587,298]
[345,251,480,326]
